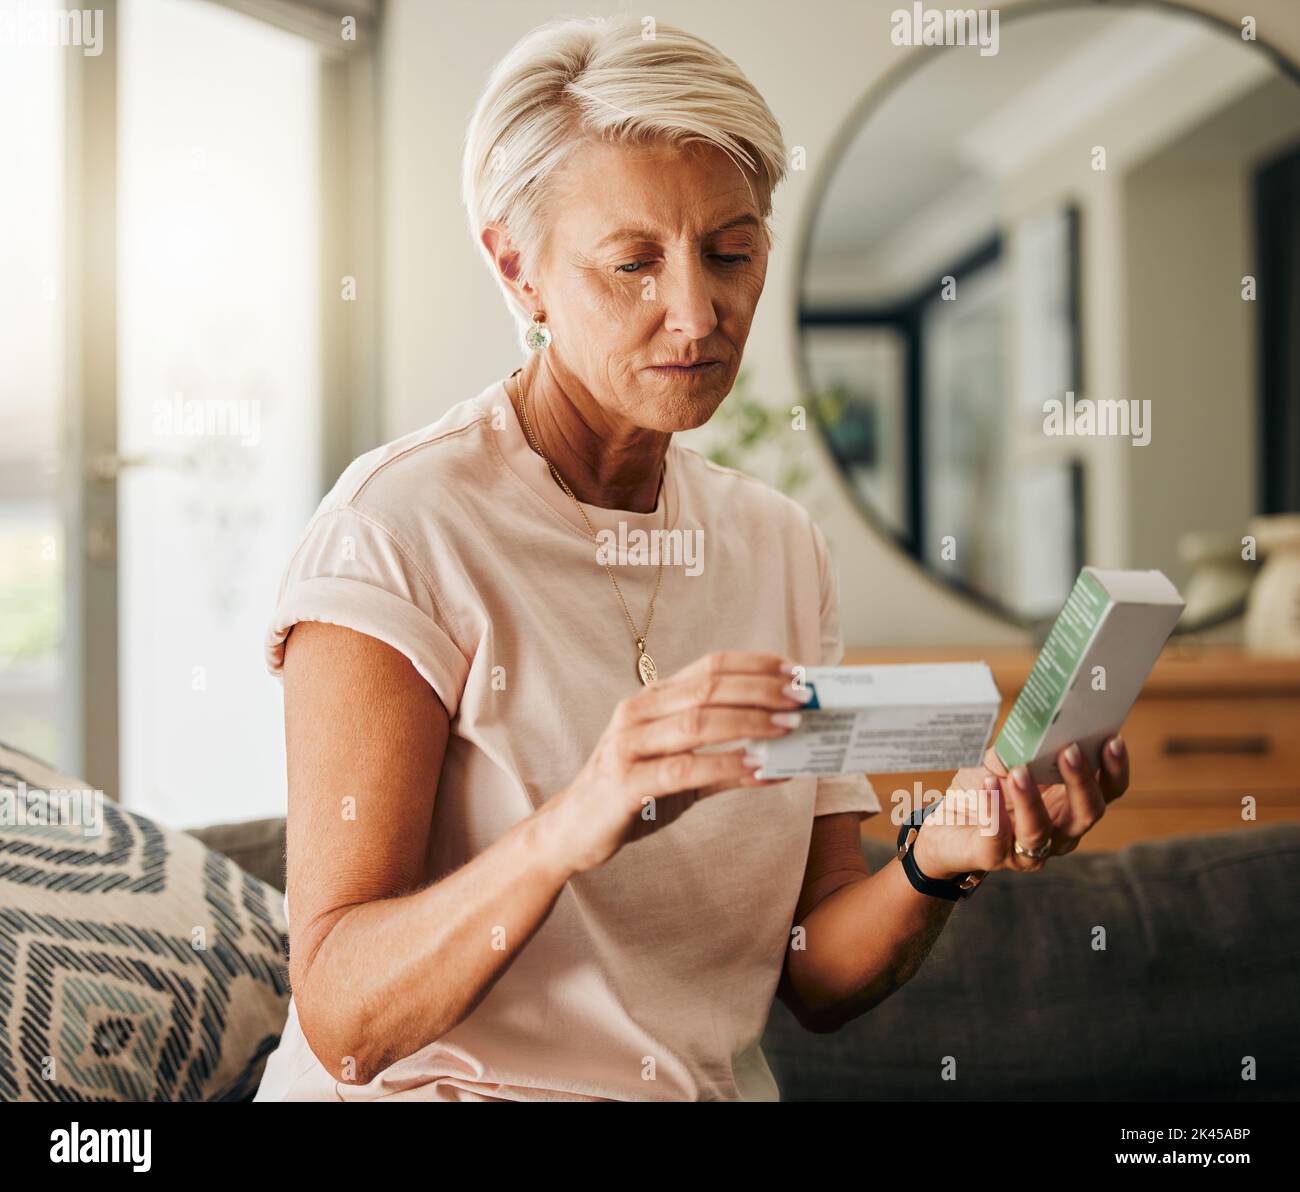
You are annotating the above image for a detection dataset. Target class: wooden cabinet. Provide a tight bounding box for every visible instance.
[842,645,1300,851]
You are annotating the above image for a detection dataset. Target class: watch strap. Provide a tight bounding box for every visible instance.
[896,802,985,901]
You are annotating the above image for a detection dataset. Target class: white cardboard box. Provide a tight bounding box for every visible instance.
[744,662,1001,778]
[993,567,1185,785]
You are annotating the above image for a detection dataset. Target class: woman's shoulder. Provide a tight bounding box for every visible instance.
[317,381,507,523]
[671,440,818,537]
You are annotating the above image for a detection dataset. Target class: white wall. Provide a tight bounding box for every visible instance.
[377,0,1299,647]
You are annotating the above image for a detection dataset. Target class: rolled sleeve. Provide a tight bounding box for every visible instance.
[814,772,883,820]
[265,506,470,718]
[808,517,881,821]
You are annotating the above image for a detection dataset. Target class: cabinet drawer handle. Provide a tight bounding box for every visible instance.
[1161,735,1271,756]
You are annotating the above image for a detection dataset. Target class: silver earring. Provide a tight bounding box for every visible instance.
[525,310,552,352]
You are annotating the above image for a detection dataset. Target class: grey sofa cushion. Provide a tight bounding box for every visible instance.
[762,826,1300,1101]
[187,818,287,894]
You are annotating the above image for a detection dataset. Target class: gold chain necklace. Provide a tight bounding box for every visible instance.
[513,369,666,685]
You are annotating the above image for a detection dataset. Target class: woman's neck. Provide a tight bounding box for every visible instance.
[511,358,670,513]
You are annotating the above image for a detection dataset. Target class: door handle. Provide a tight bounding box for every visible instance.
[88,451,199,482]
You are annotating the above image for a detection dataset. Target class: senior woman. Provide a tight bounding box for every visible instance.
[253,17,1129,1102]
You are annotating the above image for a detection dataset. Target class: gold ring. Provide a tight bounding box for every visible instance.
[1014,839,1053,861]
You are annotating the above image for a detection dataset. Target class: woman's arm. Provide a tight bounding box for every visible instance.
[283,621,578,1085]
[776,813,955,1033]
[780,739,1130,1032]
[284,630,802,1084]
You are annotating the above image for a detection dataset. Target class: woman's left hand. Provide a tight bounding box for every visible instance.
[911,736,1130,880]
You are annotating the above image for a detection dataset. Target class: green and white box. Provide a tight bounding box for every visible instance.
[994,567,1185,786]
[745,662,1001,778]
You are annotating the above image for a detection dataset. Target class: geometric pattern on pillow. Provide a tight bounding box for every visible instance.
[0,746,290,1101]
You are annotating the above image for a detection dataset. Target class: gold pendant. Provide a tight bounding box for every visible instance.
[637,650,658,685]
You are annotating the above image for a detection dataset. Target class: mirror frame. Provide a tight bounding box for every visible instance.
[792,0,1300,634]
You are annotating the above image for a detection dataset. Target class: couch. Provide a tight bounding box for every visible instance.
[3,741,1297,1100]
[188,814,1300,1101]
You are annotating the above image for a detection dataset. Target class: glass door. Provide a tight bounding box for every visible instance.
[116,0,324,825]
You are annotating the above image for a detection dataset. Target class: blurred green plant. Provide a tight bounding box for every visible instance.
[702,370,849,499]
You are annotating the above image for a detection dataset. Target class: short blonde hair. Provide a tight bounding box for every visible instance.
[461,16,788,340]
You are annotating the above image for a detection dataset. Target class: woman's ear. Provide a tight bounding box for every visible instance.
[480,223,536,305]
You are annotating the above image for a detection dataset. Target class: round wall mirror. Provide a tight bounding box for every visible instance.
[798,0,1300,632]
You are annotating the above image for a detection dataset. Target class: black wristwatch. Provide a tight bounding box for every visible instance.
[896,802,986,902]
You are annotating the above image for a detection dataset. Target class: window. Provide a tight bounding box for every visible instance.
[2,0,378,825]
[0,1,68,768]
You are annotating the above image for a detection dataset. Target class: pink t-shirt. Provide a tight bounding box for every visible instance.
[253,377,881,1102]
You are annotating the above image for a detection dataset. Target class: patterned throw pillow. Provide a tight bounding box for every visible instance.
[0,743,290,1101]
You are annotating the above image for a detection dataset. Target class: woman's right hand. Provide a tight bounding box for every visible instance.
[542,650,814,876]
